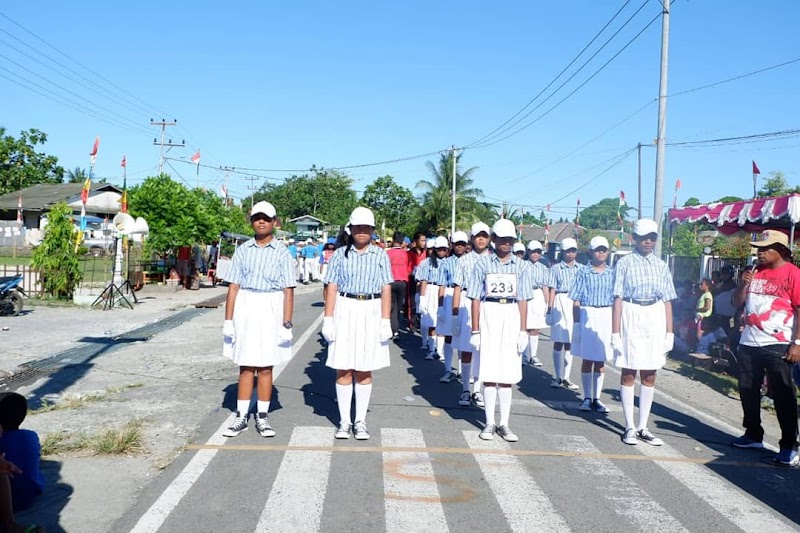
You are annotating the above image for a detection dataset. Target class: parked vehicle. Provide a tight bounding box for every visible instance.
[0,274,25,316]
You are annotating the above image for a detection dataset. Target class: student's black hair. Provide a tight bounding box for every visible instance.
[334,229,348,249]
[343,230,356,258]
[430,254,439,268]
[393,231,404,245]
[0,392,27,431]
[412,231,425,243]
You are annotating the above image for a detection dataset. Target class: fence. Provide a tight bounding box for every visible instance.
[668,256,749,284]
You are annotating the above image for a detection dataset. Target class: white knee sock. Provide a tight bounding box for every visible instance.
[421,327,429,344]
[620,385,635,429]
[456,355,462,375]
[498,387,513,426]
[638,385,655,430]
[581,372,592,400]
[236,399,250,416]
[593,371,605,400]
[256,400,270,414]
[552,349,563,380]
[444,343,454,371]
[563,350,574,380]
[336,383,353,425]
[528,335,539,360]
[355,383,372,423]
[483,385,498,426]
[428,336,436,353]
[461,363,472,392]
[436,336,445,357]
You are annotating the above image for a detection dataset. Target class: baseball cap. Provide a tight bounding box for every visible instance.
[492,219,517,239]
[471,221,491,237]
[426,239,436,249]
[750,229,790,249]
[589,236,609,250]
[305,238,313,244]
[288,238,295,244]
[250,201,276,219]
[527,240,543,252]
[452,231,469,244]
[434,236,450,249]
[633,218,659,236]
[561,238,578,251]
[348,207,375,227]
[512,242,526,253]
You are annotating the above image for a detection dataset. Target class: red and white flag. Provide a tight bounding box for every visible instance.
[220,183,227,197]
[752,160,761,175]
[17,194,22,226]
[89,136,100,165]
[120,155,126,168]
[191,150,201,165]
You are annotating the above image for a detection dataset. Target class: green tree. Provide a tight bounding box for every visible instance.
[715,195,743,203]
[66,167,88,183]
[0,128,64,195]
[758,171,799,198]
[670,223,702,256]
[31,202,82,298]
[577,197,631,229]
[416,152,485,234]
[361,175,419,236]
[683,197,701,207]
[711,235,751,258]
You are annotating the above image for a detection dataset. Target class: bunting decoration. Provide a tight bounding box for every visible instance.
[574,197,581,238]
[673,178,681,209]
[120,155,128,214]
[752,160,760,199]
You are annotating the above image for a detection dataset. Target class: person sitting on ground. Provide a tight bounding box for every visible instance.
[0,392,44,533]
[695,278,713,341]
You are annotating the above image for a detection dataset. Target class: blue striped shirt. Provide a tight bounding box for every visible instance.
[524,260,551,289]
[453,250,488,291]
[612,251,677,301]
[569,265,615,307]
[422,257,447,286]
[226,238,296,292]
[439,256,459,287]
[323,243,393,294]
[466,254,533,301]
[547,261,581,293]
[415,258,431,284]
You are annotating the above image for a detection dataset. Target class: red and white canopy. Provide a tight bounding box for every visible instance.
[668,194,800,236]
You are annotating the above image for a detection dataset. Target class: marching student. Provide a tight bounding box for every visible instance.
[569,236,614,413]
[546,237,581,390]
[222,201,295,438]
[611,218,677,446]
[523,240,549,367]
[468,219,533,442]
[321,207,393,440]
[420,238,448,360]
[437,232,468,383]
[452,222,492,408]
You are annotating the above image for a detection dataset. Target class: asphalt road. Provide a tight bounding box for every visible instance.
[114,290,800,533]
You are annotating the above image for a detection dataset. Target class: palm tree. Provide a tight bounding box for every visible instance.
[66,167,88,183]
[416,152,487,234]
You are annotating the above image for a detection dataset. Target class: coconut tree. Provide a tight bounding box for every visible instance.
[66,167,88,183]
[416,152,487,234]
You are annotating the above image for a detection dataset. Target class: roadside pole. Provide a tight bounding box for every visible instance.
[653,1,670,256]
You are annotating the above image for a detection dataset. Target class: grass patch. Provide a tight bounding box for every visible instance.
[0,256,31,266]
[40,419,145,456]
[664,359,740,398]
[31,383,145,414]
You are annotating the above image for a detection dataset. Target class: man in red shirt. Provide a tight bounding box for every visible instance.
[732,229,800,466]
[386,231,412,337]
[406,232,428,332]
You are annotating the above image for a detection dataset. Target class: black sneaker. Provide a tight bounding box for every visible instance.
[636,428,663,446]
[223,411,249,437]
[255,412,276,438]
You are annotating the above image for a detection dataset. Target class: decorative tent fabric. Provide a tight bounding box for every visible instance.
[667,194,800,236]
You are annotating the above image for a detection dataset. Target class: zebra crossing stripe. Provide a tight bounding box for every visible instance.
[255,426,334,533]
[552,435,688,532]
[636,441,797,532]
[463,431,571,533]
[381,428,449,533]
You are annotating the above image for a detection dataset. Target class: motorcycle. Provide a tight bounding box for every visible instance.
[0,274,25,316]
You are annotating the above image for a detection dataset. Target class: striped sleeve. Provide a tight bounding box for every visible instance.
[516,262,533,301]
[226,245,245,286]
[378,250,393,286]
[324,249,343,286]
[278,246,297,289]
[568,270,586,303]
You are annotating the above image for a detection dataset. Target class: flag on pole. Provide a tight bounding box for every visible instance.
[673,178,681,208]
[752,161,761,175]
[89,136,100,166]
[544,204,551,247]
[16,194,22,227]
[121,155,126,168]
[81,177,91,204]
[120,155,128,213]
[220,183,227,198]
[191,150,201,174]
[574,197,581,238]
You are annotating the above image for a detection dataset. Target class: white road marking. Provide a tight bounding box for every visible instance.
[255,426,334,533]
[552,435,688,532]
[128,312,324,533]
[382,428,448,533]
[636,441,797,532]
[463,431,570,533]
[514,398,621,412]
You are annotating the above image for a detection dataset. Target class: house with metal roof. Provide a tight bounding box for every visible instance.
[0,182,123,228]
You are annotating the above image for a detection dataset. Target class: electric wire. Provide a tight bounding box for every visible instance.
[669,58,800,98]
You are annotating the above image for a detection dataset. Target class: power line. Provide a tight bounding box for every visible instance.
[668,129,800,147]
[669,58,800,98]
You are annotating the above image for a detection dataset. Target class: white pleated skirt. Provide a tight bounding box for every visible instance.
[526,288,548,330]
[223,289,292,367]
[615,301,667,370]
[572,306,612,362]
[550,293,575,343]
[435,287,455,336]
[420,284,440,329]
[326,295,390,371]
[477,301,522,384]
[455,297,481,377]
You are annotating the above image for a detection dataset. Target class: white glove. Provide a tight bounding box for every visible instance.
[664,332,675,353]
[610,333,623,355]
[278,326,293,347]
[517,331,528,354]
[223,320,235,343]
[470,332,481,352]
[379,319,393,343]
[322,316,335,343]
[452,314,462,337]
[545,310,554,327]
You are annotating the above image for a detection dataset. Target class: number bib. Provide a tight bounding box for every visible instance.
[485,272,517,298]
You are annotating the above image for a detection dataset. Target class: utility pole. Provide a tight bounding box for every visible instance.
[637,143,643,219]
[450,145,458,237]
[652,1,670,256]
[244,176,259,210]
[150,119,183,174]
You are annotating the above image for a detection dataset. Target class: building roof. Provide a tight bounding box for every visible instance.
[518,222,584,243]
[0,183,122,211]
[287,214,328,225]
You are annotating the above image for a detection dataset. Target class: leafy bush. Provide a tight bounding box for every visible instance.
[31,202,83,298]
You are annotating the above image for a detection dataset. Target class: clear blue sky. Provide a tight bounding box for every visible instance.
[1,1,798,222]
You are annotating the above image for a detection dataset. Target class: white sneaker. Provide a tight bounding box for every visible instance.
[471,392,485,408]
[622,428,638,445]
[592,399,610,413]
[222,412,249,437]
[497,425,519,442]
[479,424,496,440]
[335,422,352,439]
[561,378,579,391]
[440,371,455,383]
[458,391,471,406]
[578,398,592,411]
[636,428,663,446]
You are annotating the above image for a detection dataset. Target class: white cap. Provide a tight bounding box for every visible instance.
[348,206,375,227]
[471,221,491,237]
[288,238,295,244]
[305,238,313,244]
[492,218,517,238]
[434,236,450,249]
[561,237,578,250]
[250,201,276,218]
[426,238,436,249]
[527,240,543,251]
[452,231,468,244]
[589,236,609,250]
[513,242,526,253]
[633,218,659,236]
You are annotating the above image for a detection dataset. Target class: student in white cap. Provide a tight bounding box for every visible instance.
[467,219,533,442]
[569,236,614,413]
[300,237,320,284]
[546,237,581,390]
[419,237,448,360]
[438,232,468,382]
[512,242,526,259]
[452,222,491,407]
[222,201,295,438]
[522,240,549,367]
[415,239,438,353]
[611,218,677,446]
[321,207,393,440]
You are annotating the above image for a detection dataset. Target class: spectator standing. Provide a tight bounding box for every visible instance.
[406,232,428,332]
[386,231,412,337]
[695,278,713,341]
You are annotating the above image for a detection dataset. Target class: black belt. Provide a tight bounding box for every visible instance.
[623,297,659,306]
[446,284,456,288]
[339,292,381,301]
[556,291,569,294]
[483,297,517,304]
[586,304,612,308]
